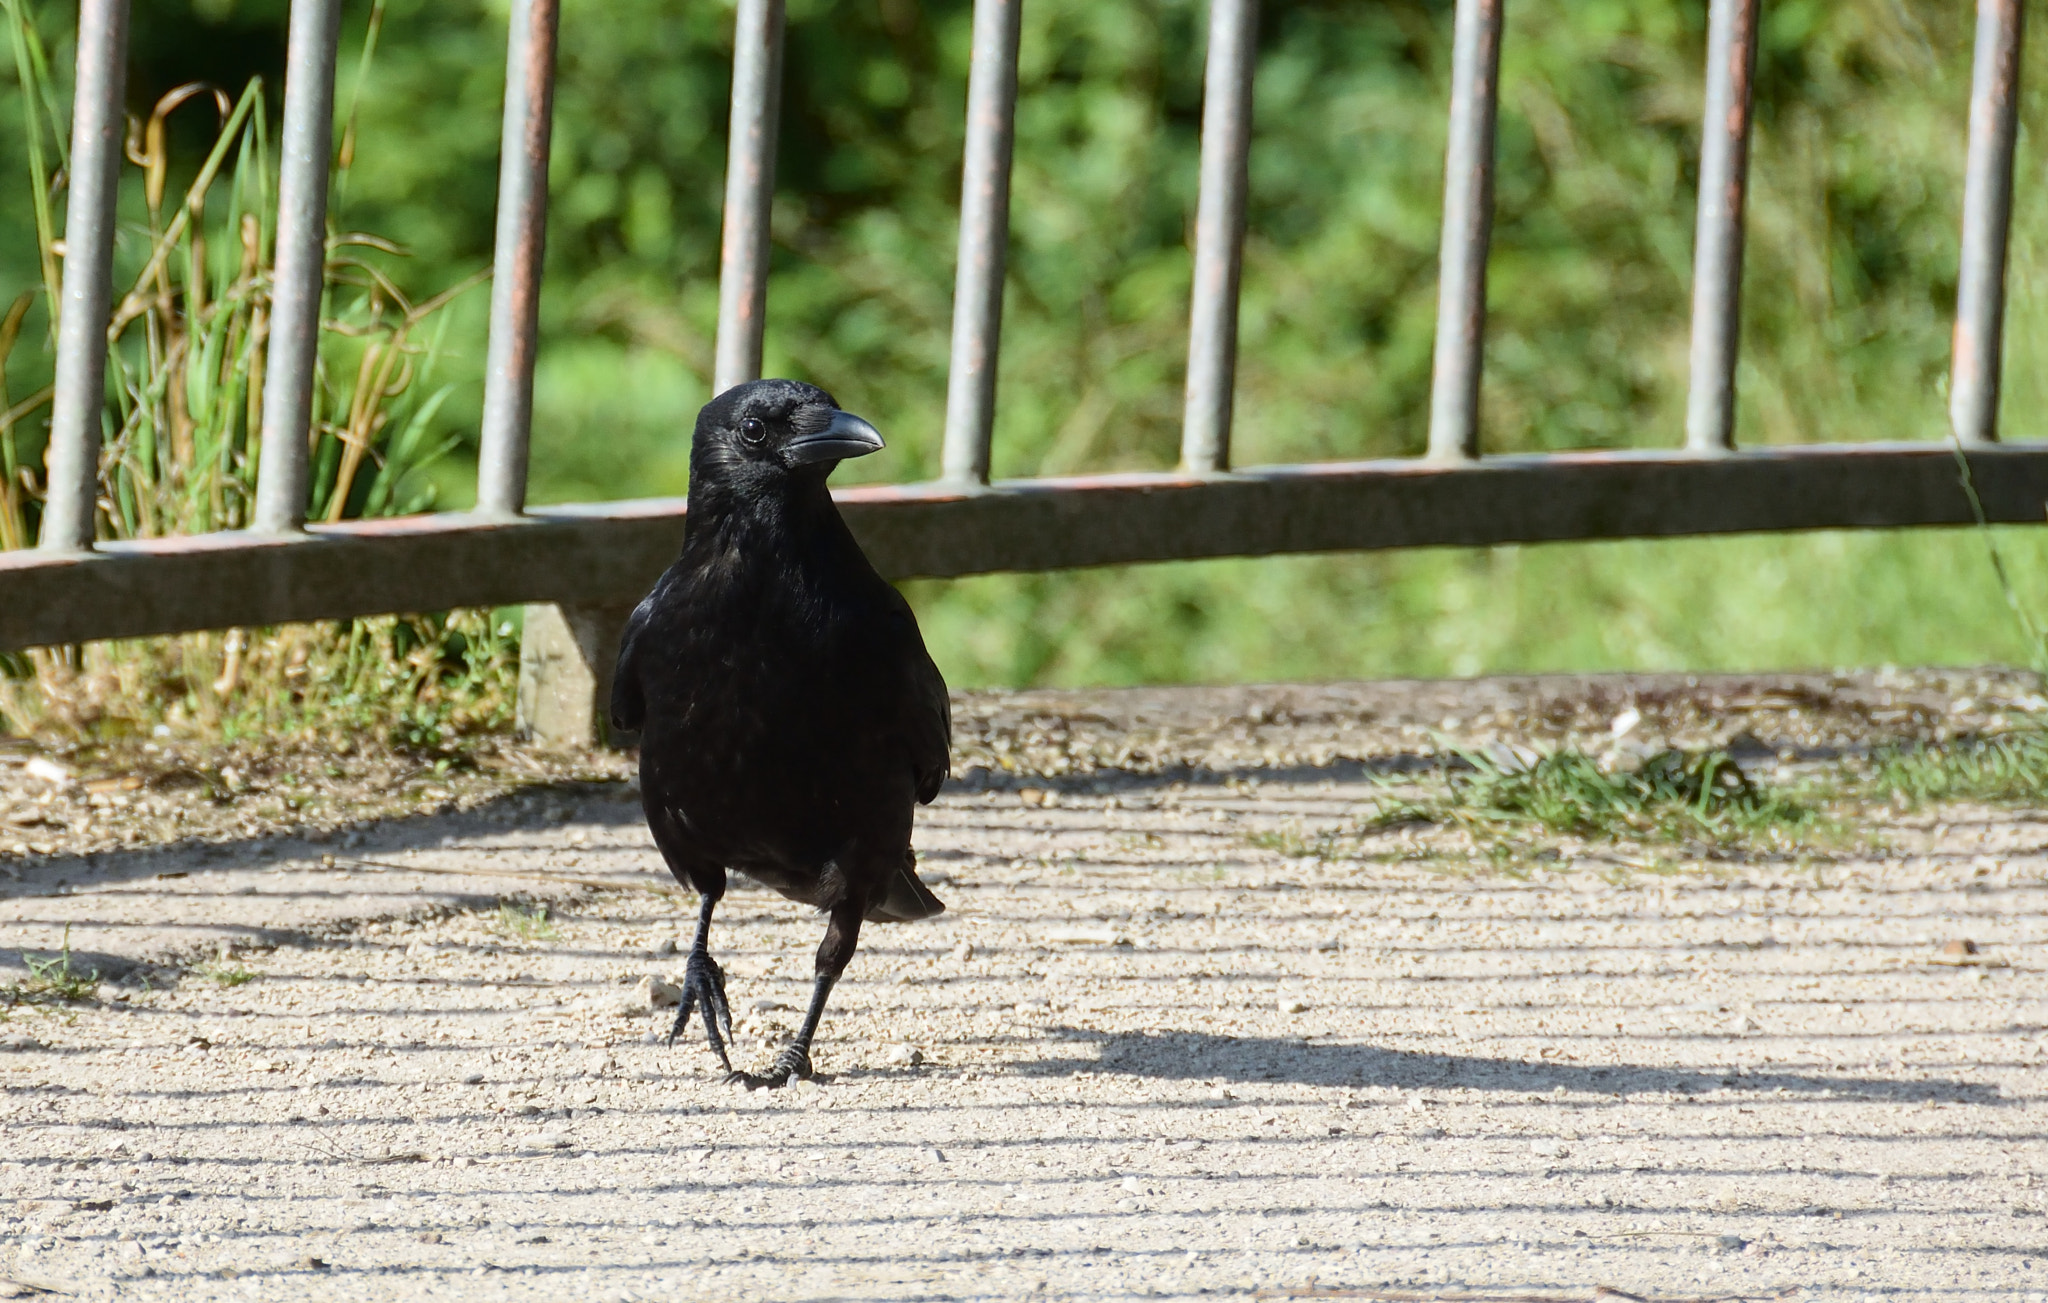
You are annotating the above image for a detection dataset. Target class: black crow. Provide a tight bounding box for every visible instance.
[611,378,950,1088]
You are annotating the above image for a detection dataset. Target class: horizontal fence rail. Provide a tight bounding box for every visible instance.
[3,0,2040,700]
[11,444,2048,652]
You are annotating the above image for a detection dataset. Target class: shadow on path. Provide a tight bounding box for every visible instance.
[1033,1026,2004,1105]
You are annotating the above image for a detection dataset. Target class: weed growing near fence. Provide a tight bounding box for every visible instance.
[0,0,507,746]
[2,0,477,544]
[1867,730,2048,807]
[1368,747,1820,852]
[2,608,520,750]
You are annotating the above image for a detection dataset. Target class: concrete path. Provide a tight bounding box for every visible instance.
[2,754,2045,1301]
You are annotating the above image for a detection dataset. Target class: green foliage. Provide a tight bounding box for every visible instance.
[195,949,258,986]
[5,925,97,1008]
[495,900,555,941]
[0,607,520,747]
[0,0,479,545]
[0,2,513,745]
[1373,746,1817,848]
[1242,825,1332,859]
[1869,729,2048,807]
[348,0,2048,686]
[3,1,2046,692]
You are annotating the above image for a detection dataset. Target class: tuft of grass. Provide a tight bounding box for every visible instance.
[195,944,258,987]
[496,901,556,941]
[1243,826,1338,859]
[1370,747,1818,850]
[0,0,495,746]
[1868,729,2048,807]
[1,607,522,749]
[0,0,479,549]
[5,925,98,1007]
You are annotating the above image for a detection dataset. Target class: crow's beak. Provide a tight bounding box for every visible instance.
[784,410,885,466]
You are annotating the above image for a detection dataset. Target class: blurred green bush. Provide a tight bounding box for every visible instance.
[6,0,2048,688]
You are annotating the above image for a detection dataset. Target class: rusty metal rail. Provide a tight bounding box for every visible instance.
[4,0,2038,743]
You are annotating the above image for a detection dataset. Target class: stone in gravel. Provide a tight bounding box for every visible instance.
[651,937,678,957]
[1944,938,1980,956]
[639,976,683,1010]
[1044,926,1125,945]
[462,1072,485,1085]
[523,1131,571,1151]
[885,1044,924,1066]
[951,941,975,961]
[1279,999,1309,1013]
[24,757,73,787]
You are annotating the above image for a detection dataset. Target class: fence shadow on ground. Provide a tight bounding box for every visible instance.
[1033,1025,2007,1105]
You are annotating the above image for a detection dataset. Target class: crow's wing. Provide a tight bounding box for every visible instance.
[609,592,656,733]
[878,597,951,805]
[907,637,951,805]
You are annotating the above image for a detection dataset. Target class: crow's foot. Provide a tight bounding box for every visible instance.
[667,949,734,1071]
[725,1043,813,1091]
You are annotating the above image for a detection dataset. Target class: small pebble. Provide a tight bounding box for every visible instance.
[639,977,683,1010]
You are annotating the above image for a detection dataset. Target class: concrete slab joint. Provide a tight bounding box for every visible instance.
[516,601,637,749]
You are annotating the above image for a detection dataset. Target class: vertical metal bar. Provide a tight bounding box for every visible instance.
[712,0,786,396]
[1425,0,1505,463]
[252,0,344,534]
[476,0,561,517]
[939,0,1023,488]
[1683,0,1760,454]
[1951,0,2025,446]
[1180,0,1259,474]
[37,0,130,553]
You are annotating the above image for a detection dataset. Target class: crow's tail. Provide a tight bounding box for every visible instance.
[865,850,946,923]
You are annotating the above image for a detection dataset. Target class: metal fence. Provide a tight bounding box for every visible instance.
[5,0,2047,736]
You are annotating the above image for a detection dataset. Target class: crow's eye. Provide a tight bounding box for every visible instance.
[739,417,766,445]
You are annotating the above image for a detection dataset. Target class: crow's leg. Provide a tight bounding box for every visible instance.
[670,888,735,1071]
[734,900,863,1089]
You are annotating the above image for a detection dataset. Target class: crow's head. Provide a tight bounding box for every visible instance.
[691,379,884,491]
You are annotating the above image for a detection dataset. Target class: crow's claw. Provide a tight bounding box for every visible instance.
[667,949,734,1072]
[726,1043,814,1091]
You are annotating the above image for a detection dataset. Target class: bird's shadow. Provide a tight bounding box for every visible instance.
[1026,1025,2003,1105]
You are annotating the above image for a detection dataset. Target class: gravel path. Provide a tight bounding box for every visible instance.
[2,678,2046,1300]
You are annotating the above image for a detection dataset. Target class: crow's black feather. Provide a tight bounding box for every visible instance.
[611,379,950,1087]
